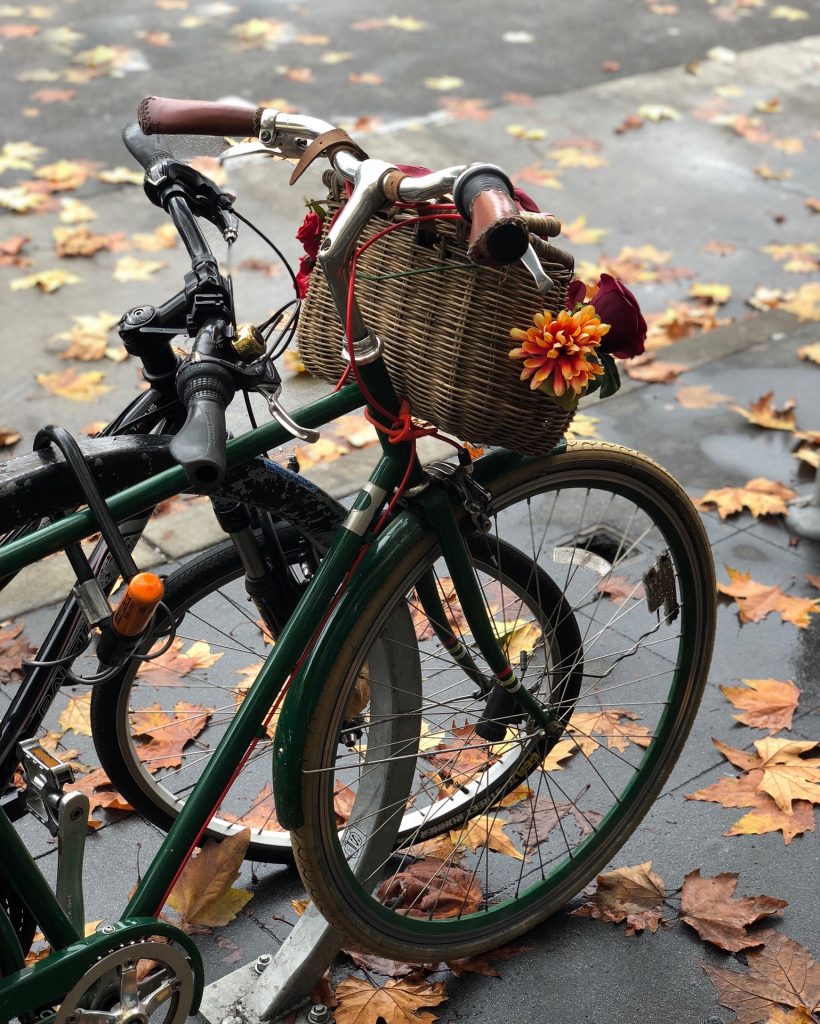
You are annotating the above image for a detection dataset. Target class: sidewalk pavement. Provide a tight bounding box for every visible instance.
[1,26,819,1024]
[4,304,818,1024]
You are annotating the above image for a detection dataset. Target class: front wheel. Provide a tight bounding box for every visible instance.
[292,443,716,961]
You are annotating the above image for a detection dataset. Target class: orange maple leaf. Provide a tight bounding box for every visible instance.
[719,678,801,732]
[717,565,820,628]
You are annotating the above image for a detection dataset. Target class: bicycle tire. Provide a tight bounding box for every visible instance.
[90,528,306,863]
[91,526,580,864]
[292,443,716,960]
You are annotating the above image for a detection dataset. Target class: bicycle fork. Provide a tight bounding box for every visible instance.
[417,484,560,740]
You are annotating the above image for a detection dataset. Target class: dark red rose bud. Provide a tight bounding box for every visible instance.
[296,210,324,259]
[567,273,646,359]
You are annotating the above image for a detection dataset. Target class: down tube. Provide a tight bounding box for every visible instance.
[124,448,405,917]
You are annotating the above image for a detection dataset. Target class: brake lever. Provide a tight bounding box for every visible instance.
[257,382,320,444]
[520,244,553,293]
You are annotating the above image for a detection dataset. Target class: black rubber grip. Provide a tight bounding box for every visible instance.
[452,165,516,219]
[169,364,235,489]
[122,121,174,171]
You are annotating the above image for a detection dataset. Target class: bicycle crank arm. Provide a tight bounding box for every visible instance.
[56,790,90,935]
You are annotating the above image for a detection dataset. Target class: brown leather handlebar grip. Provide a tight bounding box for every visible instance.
[466,189,529,267]
[138,96,264,137]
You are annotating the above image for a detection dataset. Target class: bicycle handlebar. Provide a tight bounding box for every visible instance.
[122,121,175,171]
[138,96,264,137]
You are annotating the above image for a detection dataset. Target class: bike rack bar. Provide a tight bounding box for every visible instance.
[785,470,820,541]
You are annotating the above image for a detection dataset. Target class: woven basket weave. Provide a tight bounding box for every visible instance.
[296,188,576,456]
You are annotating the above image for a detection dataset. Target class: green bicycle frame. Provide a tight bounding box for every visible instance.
[0,365,540,1014]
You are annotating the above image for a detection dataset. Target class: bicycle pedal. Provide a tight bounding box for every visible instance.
[17,737,75,835]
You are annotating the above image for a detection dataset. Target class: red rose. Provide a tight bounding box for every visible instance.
[567,274,646,359]
[296,210,324,259]
[295,253,314,298]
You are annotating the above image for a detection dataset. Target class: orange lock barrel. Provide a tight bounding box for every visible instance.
[111,572,164,637]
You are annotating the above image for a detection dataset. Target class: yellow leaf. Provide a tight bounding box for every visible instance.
[494,619,542,662]
[131,224,178,251]
[0,140,46,173]
[424,76,464,91]
[0,187,50,213]
[564,413,600,438]
[59,197,97,224]
[58,692,92,736]
[385,15,426,30]
[11,268,81,293]
[793,444,820,469]
[449,815,524,860]
[541,738,577,771]
[166,828,253,929]
[282,349,306,374]
[98,166,143,186]
[36,369,110,401]
[561,214,608,245]
[676,384,731,409]
[769,4,809,17]
[753,164,792,181]
[230,17,287,45]
[551,147,608,169]
[783,283,820,321]
[690,282,732,305]
[506,124,547,141]
[113,256,165,282]
[56,312,120,361]
[637,104,681,122]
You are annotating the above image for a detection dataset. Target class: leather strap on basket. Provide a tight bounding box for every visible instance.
[138,96,263,137]
[289,129,368,185]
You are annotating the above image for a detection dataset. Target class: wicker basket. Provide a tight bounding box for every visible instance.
[296,184,576,456]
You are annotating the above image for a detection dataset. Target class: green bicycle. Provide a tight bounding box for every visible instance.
[0,97,715,1021]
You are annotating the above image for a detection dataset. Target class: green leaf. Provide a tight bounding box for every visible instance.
[598,353,621,399]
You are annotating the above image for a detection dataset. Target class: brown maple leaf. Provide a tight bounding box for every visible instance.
[376,859,483,920]
[730,391,797,432]
[166,828,253,931]
[506,795,602,853]
[718,565,820,628]
[0,234,32,268]
[0,620,38,684]
[570,861,667,935]
[719,678,801,732]
[426,723,496,789]
[702,932,820,1024]
[624,356,688,383]
[36,369,110,402]
[695,478,797,520]
[132,702,213,772]
[333,977,447,1024]
[679,869,787,951]
[57,692,92,736]
[568,708,652,754]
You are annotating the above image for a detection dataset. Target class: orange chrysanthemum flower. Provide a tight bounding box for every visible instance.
[509,306,610,399]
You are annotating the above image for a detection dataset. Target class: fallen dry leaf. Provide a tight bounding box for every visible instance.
[0,620,38,683]
[11,268,81,293]
[36,369,111,401]
[694,478,797,519]
[57,312,121,361]
[718,565,820,628]
[747,285,791,312]
[561,215,608,245]
[720,678,801,732]
[53,225,123,257]
[568,708,651,754]
[113,256,165,283]
[713,737,820,814]
[702,932,820,1023]
[624,357,688,383]
[131,224,178,251]
[679,869,787,952]
[166,828,253,930]
[137,639,223,686]
[783,282,820,321]
[594,576,647,605]
[449,814,524,861]
[334,977,447,1024]
[0,427,21,448]
[690,282,732,305]
[57,692,92,736]
[506,796,602,853]
[0,234,32,268]
[59,197,98,224]
[570,861,667,935]
[376,859,483,920]
[72,767,134,816]
[797,343,820,365]
[730,392,797,432]
[675,384,732,409]
[132,702,213,772]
